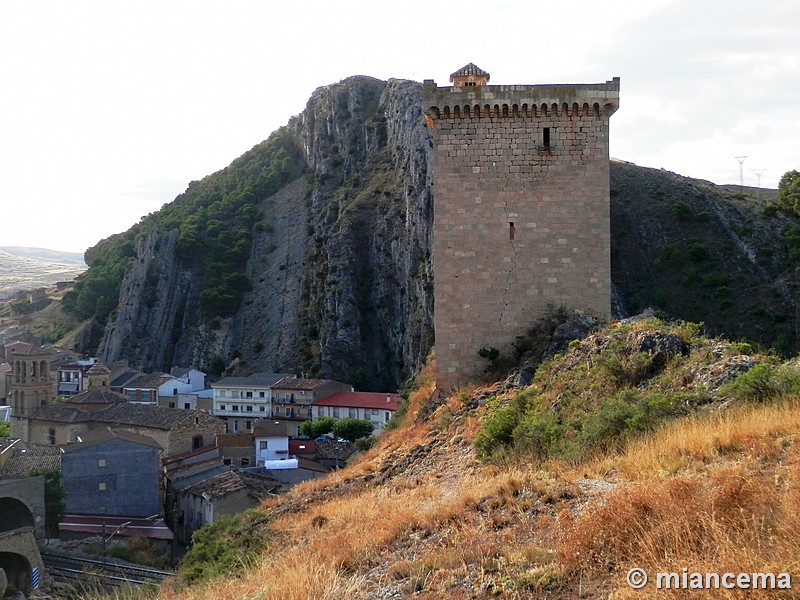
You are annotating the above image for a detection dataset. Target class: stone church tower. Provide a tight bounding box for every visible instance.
[8,346,56,438]
[424,64,620,390]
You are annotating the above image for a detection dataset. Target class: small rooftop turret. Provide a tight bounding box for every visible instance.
[449,63,490,87]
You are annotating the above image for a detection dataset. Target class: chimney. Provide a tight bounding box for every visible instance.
[386,395,390,403]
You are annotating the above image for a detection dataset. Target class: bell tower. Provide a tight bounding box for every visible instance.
[9,346,56,437]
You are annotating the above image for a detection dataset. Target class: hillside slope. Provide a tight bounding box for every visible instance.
[55,76,798,389]
[148,317,800,599]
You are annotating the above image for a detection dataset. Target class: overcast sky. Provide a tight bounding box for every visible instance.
[2,0,798,253]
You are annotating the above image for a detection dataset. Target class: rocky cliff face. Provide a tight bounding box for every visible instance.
[95,76,799,389]
[99,77,434,389]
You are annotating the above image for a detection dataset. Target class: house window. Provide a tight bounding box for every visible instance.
[98,459,107,468]
[98,482,106,491]
[259,391,266,398]
[220,404,226,411]
[349,408,356,418]
[372,409,378,415]
[509,222,515,241]
[246,405,253,412]
[246,391,253,399]
[223,458,232,466]
[232,405,239,412]
[192,435,203,450]
[246,421,252,430]
[259,406,266,412]
[184,403,191,409]
[169,402,176,408]
[333,408,340,418]
[173,388,178,395]
[542,127,551,147]
[259,441,268,450]
[241,458,250,466]
[385,411,391,421]
[48,429,56,445]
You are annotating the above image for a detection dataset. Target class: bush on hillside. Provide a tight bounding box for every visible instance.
[719,362,800,403]
[473,319,736,462]
[180,510,273,585]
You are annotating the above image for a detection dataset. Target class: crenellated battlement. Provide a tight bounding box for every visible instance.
[423,78,620,121]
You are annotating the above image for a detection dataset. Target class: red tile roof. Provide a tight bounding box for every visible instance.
[312,391,400,411]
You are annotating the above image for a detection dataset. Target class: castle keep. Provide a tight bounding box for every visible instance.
[424,64,619,390]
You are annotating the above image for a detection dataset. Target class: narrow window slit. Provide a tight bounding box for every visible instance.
[509,222,515,240]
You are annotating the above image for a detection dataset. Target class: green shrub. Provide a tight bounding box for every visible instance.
[719,363,800,403]
[180,510,272,585]
[475,406,519,458]
[672,200,693,220]
[332,418,374,442]
[299,417,336,439]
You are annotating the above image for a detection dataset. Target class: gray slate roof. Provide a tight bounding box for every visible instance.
[28,402,222,431]
[123,374,172,389]
[66,389,128,406]
[109,368,142,388]
[0,444,61,478]
[60,428,162,453]
[212,373,294,388]
[183,470,280,501]
[253,421,289,438]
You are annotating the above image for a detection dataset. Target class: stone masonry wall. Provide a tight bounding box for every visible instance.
[424,79,619,390]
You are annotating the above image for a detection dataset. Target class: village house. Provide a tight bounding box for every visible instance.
[179,470,280,544]
[251,420,331,489]
[60,428,162,518]
[253,421,293,468]
[216,432,255,468]
[157,368,212,411]
[162,444,227,540]
[312,391,401,434]
[211,372,294,434]
[159,388,213,413]
[108,366,141,393]
[18,363,226,457]
[122,373,173,404]
[56,359,97,398]
[269,377,351,436]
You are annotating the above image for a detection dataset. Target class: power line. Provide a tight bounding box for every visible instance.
[751,169,767,188]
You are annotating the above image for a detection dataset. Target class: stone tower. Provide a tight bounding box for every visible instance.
[8,346,56,438]
[424,64,619,391]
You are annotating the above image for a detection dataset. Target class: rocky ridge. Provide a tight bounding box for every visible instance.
[68,76,798,390]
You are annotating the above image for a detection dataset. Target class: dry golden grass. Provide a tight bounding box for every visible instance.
[134,354,800,599]
[583,399,800,480]
[151,460,574,600]
[556,400,800,598]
